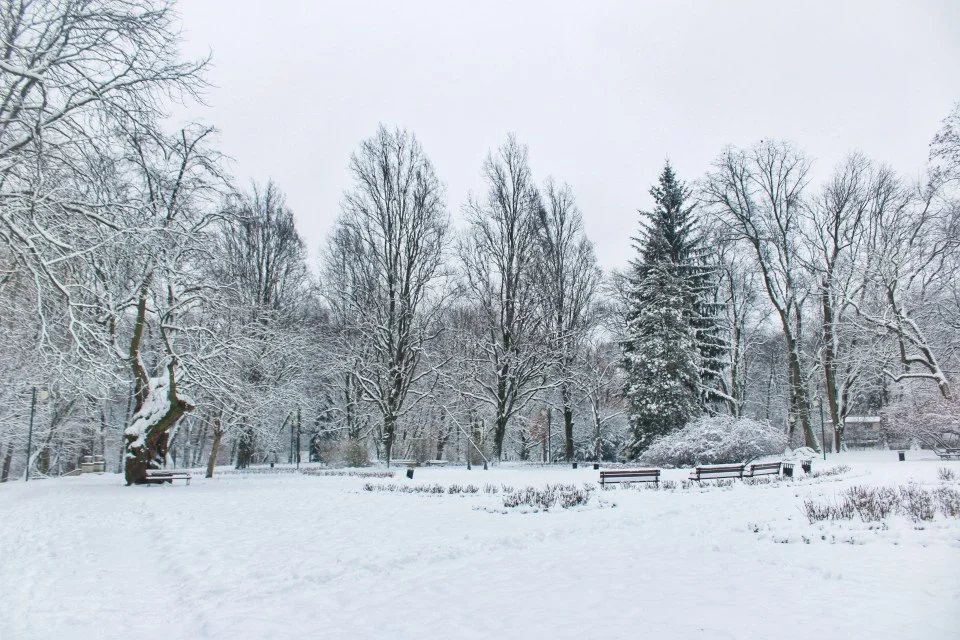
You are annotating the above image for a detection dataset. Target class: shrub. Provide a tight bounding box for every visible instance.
[937,467,956,482]
[343,440,370,468]
[933,486,960,518]
[803,485,947,524]
[639,416,787,467]
[844,486,899,522]
[304,469,394,479]
[880,396,960,450]
[810,465,850,479]
[362,483,445,494]
[501,484,593,510]
[803,497,855,523]
[901,484,936,522]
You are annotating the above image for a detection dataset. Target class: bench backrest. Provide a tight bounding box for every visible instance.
[692,464,744,478]
[600,469,659,478]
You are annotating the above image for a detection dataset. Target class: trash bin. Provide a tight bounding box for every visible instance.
[801,460,812,474]
[783,463,794,478]
[572,462,578,469]
[898,451,905,462]
[593,463,600,470]
[406,468,414,479]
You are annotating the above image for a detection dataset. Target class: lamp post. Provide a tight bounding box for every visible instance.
[296,406,301,470]
[24,388,49,482]
[819,397,827,462]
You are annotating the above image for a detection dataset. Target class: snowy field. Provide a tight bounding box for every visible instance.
[2,452,959,640]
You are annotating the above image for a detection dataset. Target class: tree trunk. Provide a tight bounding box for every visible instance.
[235,424,254,470]
[821,287,842,451]
[206,426,223,479]
[591,396,603,461]
[123,279,195,484]
[383,414,397,466]
[562,382,574,462]
[493,413,508,462]
[435,415,447,461]
[0,444,11,482]
[786,335,818,451]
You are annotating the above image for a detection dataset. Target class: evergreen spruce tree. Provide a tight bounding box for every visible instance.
[623,162,726,456]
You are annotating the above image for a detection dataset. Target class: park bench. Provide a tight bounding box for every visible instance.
[390,459,450,467]
[744,461,782,478]
[689,464,745,483]
[599,468,660,487]
[933,448,960,460]
[144,470,191,486]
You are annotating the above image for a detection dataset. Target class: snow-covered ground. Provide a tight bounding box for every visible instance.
[2,452,958,639]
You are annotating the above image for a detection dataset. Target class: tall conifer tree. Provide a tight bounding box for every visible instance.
[623,162,725,456]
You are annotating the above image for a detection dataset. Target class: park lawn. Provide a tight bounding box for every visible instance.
[1,451,958,639]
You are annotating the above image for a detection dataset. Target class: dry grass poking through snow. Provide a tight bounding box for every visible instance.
[804,483,960,524]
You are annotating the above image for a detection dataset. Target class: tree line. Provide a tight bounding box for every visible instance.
[0,1,957,484]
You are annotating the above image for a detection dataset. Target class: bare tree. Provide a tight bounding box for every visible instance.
[535,179,601,461]
[211,181,311,468]
[322,125,450,465]
[710,235,767,418]
[118,124,224,484]
[702,141,819,449]
[0,0,206,325]
[801,154,877,448]
[460,135,550,461]
[852,174,957,400]
[581,336,627,462]
[930,101,960,186]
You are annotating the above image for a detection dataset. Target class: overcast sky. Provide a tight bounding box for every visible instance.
[174,0,959,270]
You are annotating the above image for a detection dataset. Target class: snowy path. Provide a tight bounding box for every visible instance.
[2,453,958,639]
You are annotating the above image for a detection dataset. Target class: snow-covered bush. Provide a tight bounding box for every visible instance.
[786,447,818,462]
[900,484,936,522]
[810,465,850,479]
[845,486,899,522]
[501,484,593,510]
[934,486,960,517]
[880,396,960,449]
[803,484,959,524]
[639,416,787,468]
[342,440,370,467]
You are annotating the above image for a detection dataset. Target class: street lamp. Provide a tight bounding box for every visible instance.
[24,388,49,482]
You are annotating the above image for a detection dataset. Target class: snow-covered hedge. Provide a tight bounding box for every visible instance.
[639,416,787,468]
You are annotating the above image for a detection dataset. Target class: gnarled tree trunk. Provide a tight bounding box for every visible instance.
[123,284,194,485]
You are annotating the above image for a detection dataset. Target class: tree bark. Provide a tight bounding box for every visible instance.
[206,423,223,479]
[785,333,818,450]
[124,282,194,484]
[0,443,10,482]
[235,424,254,470]
[383,414,397,466]
[821,285,843,451]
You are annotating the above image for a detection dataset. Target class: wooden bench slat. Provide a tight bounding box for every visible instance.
[145,470,191,485]
[599,468,660,486]
[689,464,746,482]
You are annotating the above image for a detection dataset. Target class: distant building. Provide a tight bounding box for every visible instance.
[843,416,882,448]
